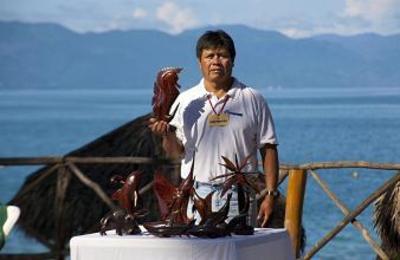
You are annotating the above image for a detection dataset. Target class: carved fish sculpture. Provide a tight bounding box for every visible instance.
[192,190,214,225]
[153,163,194,224]
[152,170,176,220]
[144,160,195,237]
[99,170,147,236]
[111,170,145,215]
[189,193,232,238]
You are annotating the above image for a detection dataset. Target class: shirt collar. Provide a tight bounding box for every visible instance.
[197,77,242,100]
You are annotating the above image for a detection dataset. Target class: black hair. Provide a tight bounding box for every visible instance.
[196,30,236,62]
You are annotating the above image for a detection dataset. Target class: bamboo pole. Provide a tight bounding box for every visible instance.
[304,171,400,259]
[54,166,71,260]
[0,157,64,165]
[139,180,154,195]
[66,162,117,210]
[310,170,389,260]
[280,161,400,171]
[284,168,307,258]
[9,164,60,205]
[66,156,177,165]
[0,156,180,166]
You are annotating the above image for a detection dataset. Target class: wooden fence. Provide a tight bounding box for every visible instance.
[281,162,400,259]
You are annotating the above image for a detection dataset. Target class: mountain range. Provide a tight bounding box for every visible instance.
[0,21,399,89]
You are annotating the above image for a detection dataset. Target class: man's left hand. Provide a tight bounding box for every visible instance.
[257,195,274,227]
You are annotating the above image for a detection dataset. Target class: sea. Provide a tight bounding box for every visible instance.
[1,86,400,259]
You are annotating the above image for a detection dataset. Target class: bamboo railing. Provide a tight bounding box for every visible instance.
[0,157,399,259]
[281,162,400,259]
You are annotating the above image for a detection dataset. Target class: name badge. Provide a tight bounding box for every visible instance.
[208,113,230,127]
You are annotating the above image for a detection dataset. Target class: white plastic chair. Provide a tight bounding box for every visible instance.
[1,205,20,249]
[3,205,20,237]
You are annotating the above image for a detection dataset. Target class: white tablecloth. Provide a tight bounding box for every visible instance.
[70,227,294,260]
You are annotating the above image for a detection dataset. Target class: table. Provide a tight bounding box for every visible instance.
[70,227,295,260]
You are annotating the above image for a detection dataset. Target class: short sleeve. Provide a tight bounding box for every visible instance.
[255,92,278,147]
[168,96,185,144]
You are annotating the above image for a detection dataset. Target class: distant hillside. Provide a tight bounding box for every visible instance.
[0,21,399,89]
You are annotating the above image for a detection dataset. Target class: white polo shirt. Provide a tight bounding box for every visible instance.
[169,78,277,183]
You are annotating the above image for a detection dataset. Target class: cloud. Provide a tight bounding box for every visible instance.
[132,8,147,19]
[272,0,400,38]
[279,28,310,38]
[341,0,400,33]
[156,1,199,33]
[344,0,395,20]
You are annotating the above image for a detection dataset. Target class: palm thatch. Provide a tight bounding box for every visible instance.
[374,181,400,259]
[8,113,166,253]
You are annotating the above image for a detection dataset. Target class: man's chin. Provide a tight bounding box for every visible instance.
[208,74,228,82]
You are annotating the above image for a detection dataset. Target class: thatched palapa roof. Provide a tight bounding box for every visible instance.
[374,182,400,259]
[8,113,167,253]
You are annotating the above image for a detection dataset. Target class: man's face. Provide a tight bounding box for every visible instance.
[198,47,233,84]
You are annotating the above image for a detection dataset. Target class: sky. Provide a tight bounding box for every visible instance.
[1,0,399,37]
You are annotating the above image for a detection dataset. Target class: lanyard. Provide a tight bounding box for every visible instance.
[207,94,230,115]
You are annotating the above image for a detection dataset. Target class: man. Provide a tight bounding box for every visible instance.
[149,30,279,227]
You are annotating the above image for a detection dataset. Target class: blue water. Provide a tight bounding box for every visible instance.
[1,87,400,259]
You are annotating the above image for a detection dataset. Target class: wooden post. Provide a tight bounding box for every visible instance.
[284,168,307,258]
[54,165,71,260]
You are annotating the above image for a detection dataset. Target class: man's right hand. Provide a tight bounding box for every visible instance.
[148,117,170,136]
[148,117,183,158]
